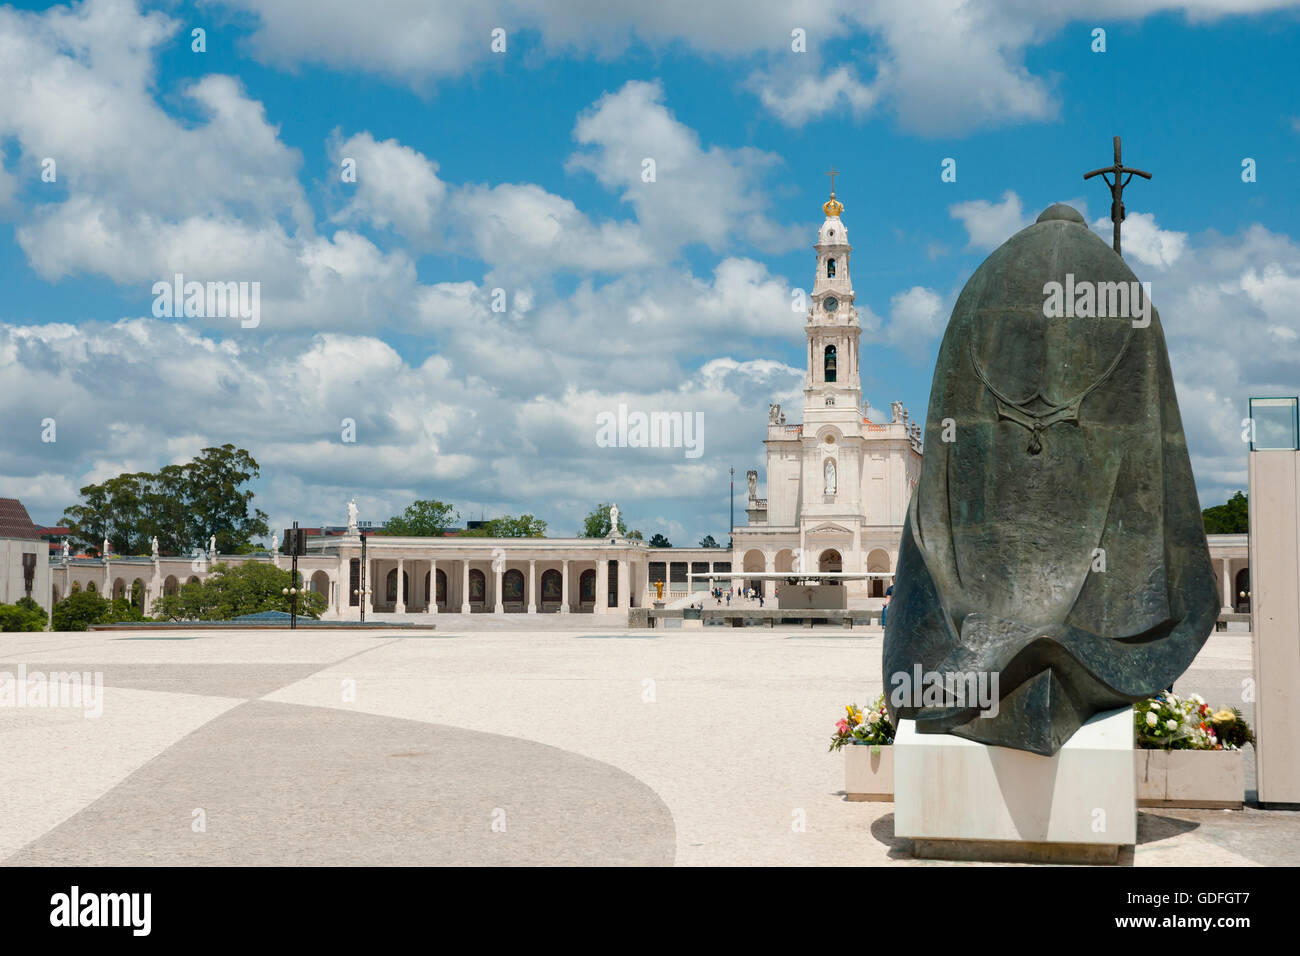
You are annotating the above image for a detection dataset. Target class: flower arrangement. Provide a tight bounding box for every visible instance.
[829,694,895,751]
[1133,692,1255,751]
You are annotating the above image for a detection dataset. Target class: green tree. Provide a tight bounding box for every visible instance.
[699,534,720,548]
[61,445,269,556]
[184,444,270,554]
[151,562,326,621]
[648,533,671,548]
[51,589,112,631]
[1203,491,1248,534]
[460,514,548,537]
[581,503,640,539]
[385,499,460,536]
[0,597,46,631]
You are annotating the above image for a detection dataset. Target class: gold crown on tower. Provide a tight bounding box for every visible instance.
[823,194,844,217]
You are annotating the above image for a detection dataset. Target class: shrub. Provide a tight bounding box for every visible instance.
[0,597,46,631]
[51,589,111,631]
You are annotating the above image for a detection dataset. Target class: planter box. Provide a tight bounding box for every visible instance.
[844,743,893,801]
[1135,748,1244,809]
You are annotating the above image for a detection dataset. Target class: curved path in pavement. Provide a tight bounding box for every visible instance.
[4,662,675,867]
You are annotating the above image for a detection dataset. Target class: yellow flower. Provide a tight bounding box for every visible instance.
[1211,710,1236,722]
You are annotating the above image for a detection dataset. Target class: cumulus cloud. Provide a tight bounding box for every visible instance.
[748,65,883,128]
[1091,211,1188,269]
[949,191,1030,251]
[566,80,800,255]
[880,286,948,360]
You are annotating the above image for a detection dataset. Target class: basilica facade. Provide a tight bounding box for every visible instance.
[39,188,1251,621]
[732,189,923,604]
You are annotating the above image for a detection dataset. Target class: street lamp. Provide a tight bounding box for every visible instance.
[281,584,300,629]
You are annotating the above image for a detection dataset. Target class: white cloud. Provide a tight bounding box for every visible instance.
[567,80,800,255]
[881,286,947,360]
[1092,211,1187,269]
[748,65,882,128]
[949,191,1030,251]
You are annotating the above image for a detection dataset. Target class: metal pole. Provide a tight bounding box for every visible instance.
[359,528,367,623]
[729,466,734,547]
[290,520,299,630]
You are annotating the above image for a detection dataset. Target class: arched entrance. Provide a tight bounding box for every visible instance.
[866,548,891,597]
[742,549,766,595]
[385,568,409,606]
[819,549,842,582]
[576,568,595,611]
[310,570,330,609]
[469,568,487,611]
[164,574,179,596]
[540,569,562,611]
[504,568,525,611]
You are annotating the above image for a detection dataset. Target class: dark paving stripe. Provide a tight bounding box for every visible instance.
[14,663,326,700]
[5,700,676,866]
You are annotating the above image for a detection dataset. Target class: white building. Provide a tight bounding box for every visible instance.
[1,498,52,614]
[732,188,922,604]
[41,188,1255,623]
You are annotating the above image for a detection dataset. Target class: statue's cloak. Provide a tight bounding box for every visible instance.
[882,204,1218,755]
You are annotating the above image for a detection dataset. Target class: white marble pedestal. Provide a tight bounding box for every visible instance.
[894,706,1136,863]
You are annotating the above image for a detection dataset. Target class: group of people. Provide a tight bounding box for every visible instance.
[708,585,764,608]
[690,577,896,625]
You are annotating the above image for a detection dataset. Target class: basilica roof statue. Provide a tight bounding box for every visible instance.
[882,203,1218,755]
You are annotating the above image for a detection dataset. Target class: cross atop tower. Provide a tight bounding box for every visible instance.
[826,166,840,196]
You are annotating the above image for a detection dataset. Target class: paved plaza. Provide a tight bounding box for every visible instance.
[1,621,1294,866]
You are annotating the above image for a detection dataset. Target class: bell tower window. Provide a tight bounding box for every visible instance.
[826,258,836,278]
[824,345,837,383]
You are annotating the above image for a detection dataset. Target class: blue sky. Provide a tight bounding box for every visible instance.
[1,0,1298,542]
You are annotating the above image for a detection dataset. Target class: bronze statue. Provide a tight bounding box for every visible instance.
[882,203,1218,755]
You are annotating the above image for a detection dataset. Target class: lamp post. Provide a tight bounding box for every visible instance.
[280,519,301,629]
[358,527,368,622]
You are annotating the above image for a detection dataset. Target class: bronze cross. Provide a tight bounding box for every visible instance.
[1083,136,1152,257]
[826,166,840,195]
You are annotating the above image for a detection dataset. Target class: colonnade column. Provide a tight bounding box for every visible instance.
[617,557,629,611]
[527,559,537,614]
[461,559,471,615]
[1221,557,1232,611]
[428,559,437,614]
[494,563,504,615]
[596,559,608,614]
[560,559,570,613]
[397,557,406,613]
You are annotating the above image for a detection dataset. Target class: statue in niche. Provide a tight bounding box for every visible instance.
[824,458,837,495]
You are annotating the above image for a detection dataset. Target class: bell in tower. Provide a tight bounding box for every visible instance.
[824,344,837,383]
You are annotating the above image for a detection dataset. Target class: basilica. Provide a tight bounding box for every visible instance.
[732,187,923,603]
[37,188,1249,620]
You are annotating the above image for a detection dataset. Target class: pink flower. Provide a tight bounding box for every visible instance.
[836,719,850,735]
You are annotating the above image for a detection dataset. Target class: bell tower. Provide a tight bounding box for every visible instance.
[805,173,862,416]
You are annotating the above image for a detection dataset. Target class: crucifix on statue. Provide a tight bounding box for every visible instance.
[1083,136,1152,258]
